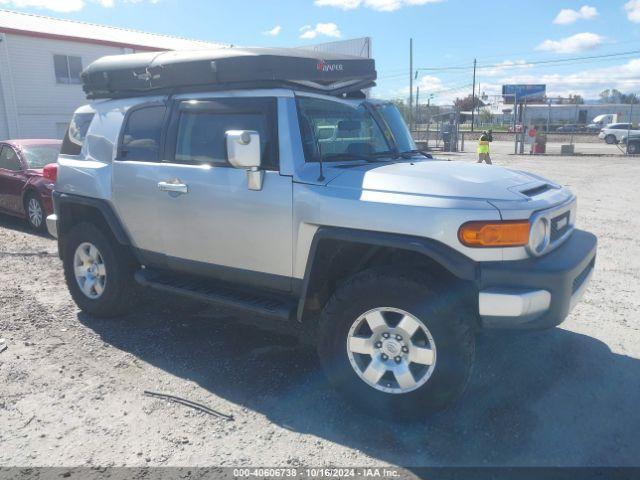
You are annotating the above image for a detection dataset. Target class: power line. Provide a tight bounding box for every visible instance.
[414,48,640,73]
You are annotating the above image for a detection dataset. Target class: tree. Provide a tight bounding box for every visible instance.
[599,89,622,103]
[453,94,484,112]
[568,94,584,104]
[479,109,493,124]
[556,94,584,105]
[391,99,410,123]
[599,89,640,104]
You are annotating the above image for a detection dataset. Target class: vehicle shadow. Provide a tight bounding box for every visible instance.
[0,212,51,239]
[78,305,640,467]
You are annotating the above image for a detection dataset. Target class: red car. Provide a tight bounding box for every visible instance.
[0,139,61,232]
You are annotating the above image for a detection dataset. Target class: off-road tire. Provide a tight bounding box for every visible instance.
[317,267,475,419]
[62,222,138,318]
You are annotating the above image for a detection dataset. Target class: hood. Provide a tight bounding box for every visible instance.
[326,160,547,202]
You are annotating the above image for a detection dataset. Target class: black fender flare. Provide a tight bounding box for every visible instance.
[53,191,131,245]
[296,226,479,322]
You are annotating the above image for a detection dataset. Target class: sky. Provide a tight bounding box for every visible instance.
[1,0,640,104]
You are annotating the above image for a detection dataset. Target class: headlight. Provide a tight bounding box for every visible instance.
[529,217,550,255]
[458,220,530,247]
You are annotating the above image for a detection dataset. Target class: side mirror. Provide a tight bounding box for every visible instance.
[226,130,263,191]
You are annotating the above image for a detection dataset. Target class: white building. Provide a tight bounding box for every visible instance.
[0,9,229,140]
[0,9,372,141]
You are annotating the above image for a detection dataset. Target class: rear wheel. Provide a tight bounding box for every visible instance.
[317,268,475,419]
[24,193,45,232]
[62,222,138,317]
[605,134,617,144]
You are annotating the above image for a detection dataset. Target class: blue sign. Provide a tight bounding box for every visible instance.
[502,84,546,102]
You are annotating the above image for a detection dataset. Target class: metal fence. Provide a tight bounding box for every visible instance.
[414,129,638,156]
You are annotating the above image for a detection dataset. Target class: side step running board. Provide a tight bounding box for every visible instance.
[135,268,297,322]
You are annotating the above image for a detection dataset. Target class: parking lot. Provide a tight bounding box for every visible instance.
[1,152,639,468]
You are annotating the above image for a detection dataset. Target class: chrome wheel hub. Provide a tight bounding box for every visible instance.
[73,242,106,299]
[28,198,42,228]
[347,307,437,394]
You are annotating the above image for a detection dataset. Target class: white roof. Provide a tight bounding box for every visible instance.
[0,9,230,51]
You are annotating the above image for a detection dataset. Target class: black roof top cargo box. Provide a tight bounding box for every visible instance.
[81,47,376,99]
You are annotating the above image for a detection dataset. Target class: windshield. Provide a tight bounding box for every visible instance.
[375,102,416,153]
[21,144,61,168]
[297,96,392,162]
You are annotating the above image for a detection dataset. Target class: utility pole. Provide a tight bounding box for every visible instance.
[415,86,420,124]
[409,38,414,132]
[471,58,477,132]
[627,102,634,155]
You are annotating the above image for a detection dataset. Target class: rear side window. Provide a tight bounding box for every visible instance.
[60,112,94,156]
[118,105,166,162]
[0,145,22,171]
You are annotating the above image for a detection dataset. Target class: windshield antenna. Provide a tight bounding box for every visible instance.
[315,135,325,182]
[317,156,325,181]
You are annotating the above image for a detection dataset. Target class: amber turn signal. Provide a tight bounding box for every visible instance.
[458,220,530,247]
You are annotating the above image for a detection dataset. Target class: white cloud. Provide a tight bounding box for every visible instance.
[536,32,604,53]
[389,75,459,104]
[0,0,157,11]
[379,57,640,105]
[299,22,341,39]
[553,5,598,25]
[480,60,532,77]
[0,0,85,11]
[315,0,360,9]
[495,58,640,99]
[263,25,282,36]
[314,0,441,12]
[625,0,640,22]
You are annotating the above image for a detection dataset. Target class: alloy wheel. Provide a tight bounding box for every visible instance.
[27,198,43,229]
[73,242,107,299]
[346,307,437,394]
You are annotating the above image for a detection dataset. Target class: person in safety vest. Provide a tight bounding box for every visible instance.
[477,130,493,164]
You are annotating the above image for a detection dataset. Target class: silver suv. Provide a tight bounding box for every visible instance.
[48,49,597,418]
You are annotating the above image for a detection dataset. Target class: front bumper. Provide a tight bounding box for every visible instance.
[478,229,597,329]
[46,214,58,239]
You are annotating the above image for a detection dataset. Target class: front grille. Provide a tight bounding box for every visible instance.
[572,258,595,294]
[550,210,571,242]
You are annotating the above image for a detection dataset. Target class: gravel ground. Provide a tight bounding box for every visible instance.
[1,153,639,468]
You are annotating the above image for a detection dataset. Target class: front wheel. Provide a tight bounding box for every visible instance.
[317,268,475,419]
[628,142,639,154]
[62,222,138,318]
[605,134,617,144]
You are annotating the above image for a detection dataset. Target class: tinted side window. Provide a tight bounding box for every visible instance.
[61,112,94,156]
[170,98,278,170]
[176,112,267,165]
[119,105,166,162]
[0,146,22,171]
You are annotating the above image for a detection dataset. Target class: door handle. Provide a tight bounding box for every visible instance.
[157,181,189,194]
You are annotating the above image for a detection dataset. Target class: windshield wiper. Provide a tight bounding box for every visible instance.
[399,149,433,159]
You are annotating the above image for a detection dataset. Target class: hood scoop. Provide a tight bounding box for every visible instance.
[520,183,554,198]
